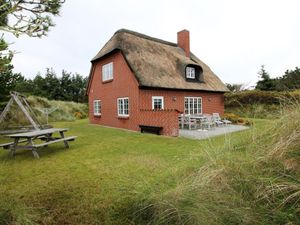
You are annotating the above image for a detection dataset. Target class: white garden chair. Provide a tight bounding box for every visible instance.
[201,114,215,130]
[212,113,232,126]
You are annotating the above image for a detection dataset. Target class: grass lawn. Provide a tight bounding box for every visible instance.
[0,118,297,224]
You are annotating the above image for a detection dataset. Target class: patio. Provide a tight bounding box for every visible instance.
[179,124,249,139]
[178,113,249,139]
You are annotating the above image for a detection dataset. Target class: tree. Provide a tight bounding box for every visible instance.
[256,65,277,91]
[226,83,245,92]
[277,67,300,91]
[0,35,15,102]
[70,74,88,103]
[0,0,65,37]
[0,0,65,103]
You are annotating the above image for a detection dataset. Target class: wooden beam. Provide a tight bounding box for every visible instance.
[0,98,13,124]
[12,94,40,130]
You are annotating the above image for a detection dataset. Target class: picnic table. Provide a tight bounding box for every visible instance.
[0,128,77,158]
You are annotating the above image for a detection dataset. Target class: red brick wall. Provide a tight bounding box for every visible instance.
[87,51,225,136]
[139,89,224,115]
[177,30,190,57]
[88,51,140,131]
[139,109,180,136]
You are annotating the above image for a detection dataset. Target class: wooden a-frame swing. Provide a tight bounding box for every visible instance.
[0,92,43,134]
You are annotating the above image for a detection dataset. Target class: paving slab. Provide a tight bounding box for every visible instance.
[179,125,249,140]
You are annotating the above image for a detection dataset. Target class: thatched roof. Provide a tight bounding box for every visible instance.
[89,29,228,92]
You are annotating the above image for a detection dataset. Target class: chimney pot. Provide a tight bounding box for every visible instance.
[177,30,190,57]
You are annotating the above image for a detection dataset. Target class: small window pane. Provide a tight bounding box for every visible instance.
[117,98,129,116]
[186,67,195,79]
[152,96,164,110]
[102,62,113,81]
[93,100,101,115]
[184,97,202,115]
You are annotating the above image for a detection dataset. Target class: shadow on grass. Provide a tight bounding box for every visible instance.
[0,145,72,161]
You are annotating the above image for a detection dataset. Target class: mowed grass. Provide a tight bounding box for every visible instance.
[0,117,298,224]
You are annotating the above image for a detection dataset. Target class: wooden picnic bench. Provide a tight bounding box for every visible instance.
[1,128,77,158]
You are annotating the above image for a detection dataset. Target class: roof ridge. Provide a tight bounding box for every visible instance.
[115,29,178,47]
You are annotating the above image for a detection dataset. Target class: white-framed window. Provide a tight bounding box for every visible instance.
[117,97,129,116]
[152,96,164,110]
[102,62,113,81]
[186,67,195,79]
[184,97,202,115]
[93,100,101,116]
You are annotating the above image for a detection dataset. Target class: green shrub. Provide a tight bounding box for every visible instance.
[27,96,88,122]
[223,112,252,125]
[225,90,300,119]
[225,90,300,107]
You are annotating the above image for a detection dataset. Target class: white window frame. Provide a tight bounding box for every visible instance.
[184,97,202,115]
[102,62,113,81]
[186,67,195,79]
[152,96,164,110]
[93,100,101,116]
[117,97,129,117]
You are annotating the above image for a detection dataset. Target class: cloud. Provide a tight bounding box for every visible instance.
[5,0,300,85]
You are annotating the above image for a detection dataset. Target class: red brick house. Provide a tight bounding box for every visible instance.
[87,29,228,136]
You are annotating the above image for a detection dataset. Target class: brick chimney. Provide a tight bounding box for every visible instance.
[177,29,190,57]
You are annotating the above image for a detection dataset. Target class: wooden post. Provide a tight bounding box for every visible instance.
[0,98,13,124]
[60,131,69,148]
[12,93,40,130]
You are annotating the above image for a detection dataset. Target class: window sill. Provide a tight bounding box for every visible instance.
[94,114,101,117]
[102,79,113,84]
[117,115,129,120]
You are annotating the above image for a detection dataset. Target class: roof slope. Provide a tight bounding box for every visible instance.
[91,29,228,92]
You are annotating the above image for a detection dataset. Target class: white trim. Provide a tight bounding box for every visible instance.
[186,67,195,79]
[152,96,164,110]
[184,97,202,114]
[93,100,101,116]
[102,62,113,81]
[117,97,129,116]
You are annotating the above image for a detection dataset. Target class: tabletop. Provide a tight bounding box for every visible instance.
[6,128,69,138]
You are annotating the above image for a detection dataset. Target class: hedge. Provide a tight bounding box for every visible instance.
[225,90,300,107]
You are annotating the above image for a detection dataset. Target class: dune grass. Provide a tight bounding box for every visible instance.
[0,108,299,224]
[27,96,88,122]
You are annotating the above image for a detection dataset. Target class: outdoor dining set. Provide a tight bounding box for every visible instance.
[179,113,232,130]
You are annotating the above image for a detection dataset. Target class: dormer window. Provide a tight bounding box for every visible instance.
[185,65,204,83]
[186,67,195,79]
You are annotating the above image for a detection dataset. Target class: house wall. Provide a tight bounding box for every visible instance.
[88,51,140,131]
[88,51,225,136]
[139,89,225,115]
[139,109,180,136]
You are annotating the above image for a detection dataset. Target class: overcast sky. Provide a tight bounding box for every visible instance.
[5,0,300,87]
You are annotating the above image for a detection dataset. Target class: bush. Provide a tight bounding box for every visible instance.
[223,112,252,125]
[225,90,300,119]
[225,90,300,107]
[26,96,88,122]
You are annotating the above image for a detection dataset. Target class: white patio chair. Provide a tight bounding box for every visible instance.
[201,114,215,130]
[181,115,198,130]
[212,113,224,127]
[212,113,232,126]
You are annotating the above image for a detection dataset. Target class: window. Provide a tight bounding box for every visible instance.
[102,62,113,81]
[117,97,129,116]
[152,96,164,110]
[93,100,101,116]
[186,67,195,79]
[184,97,202,114]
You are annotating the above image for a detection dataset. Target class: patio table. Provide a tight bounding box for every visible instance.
[180,114,206,130]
